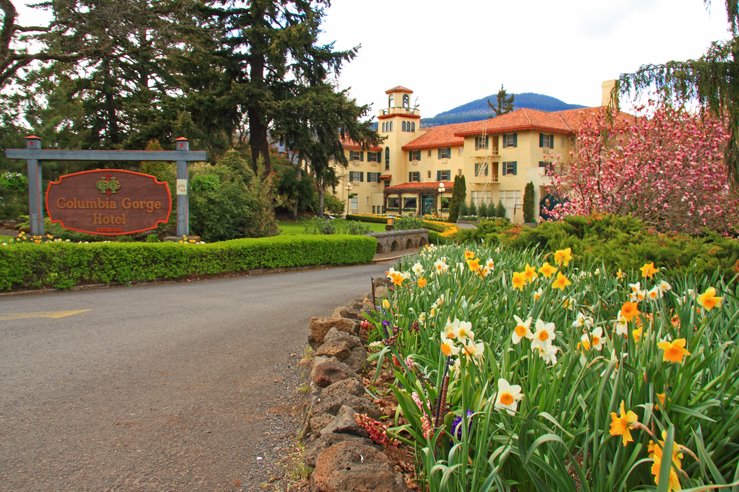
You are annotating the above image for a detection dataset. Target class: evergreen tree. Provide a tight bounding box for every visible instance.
[496,200,507,219]
[448,174,467,222]
[523,182,535,223]
[618,1,739,184]
[487,84,515,116]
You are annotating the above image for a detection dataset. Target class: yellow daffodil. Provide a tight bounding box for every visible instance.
[464,249,475,260]
[697,287,723,311]
[466,257,481,274]
[648,433,684,492]
[417,277,427,288]
[609,400,638,446]
[620,301,640,322]
[382,299,391,310]
[657,338,691,364]
[552,272,571,290]
[616,268,625,280]
[512,271,527,291]
[538,262,558,278]
[632,326,643,343]
[640,262,660,279]
[553,247,573,266]
[523,263,538,283]
[440,335,460,357]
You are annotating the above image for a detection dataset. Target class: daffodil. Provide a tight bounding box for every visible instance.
[640,262,660,279]
[620,301,640,322]
[631,326,643,343]
[552,271,571,290]
[523,263,538,283]
[648,432,684,492]
[580,327,604,351]
[464,249,475,260]
[512,271,527,291]
[511,315,533,344]
[553,247,573,266]
[609,400,638,446]
[440,335,460,357]
[533,288,543,301]
[485,258,495,270]
[531,319,556,351]
[616,268,625,280]
[417,277,428,288]
[433,259,449,274]
[411,262,424,277]
[614,313,628,337]
[382,298,391,310]
[538,261,558,278]
[572,312,594,329]
[697,287,722,311]
[647,286,662,301]
[466,257,481,274]
[658,280,672,292]
[657,338,691,363]
[494,378,523,415]
[462,340,485,361]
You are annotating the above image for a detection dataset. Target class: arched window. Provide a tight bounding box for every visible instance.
[382,122,386,132]
[385,147,390,169]
[403,94,410,108]
[389,121,393,131]
[411,122,415,132]
[388,95,395,108]
[402,121,407,132]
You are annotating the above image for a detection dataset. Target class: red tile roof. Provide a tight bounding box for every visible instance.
[340,138,383,152]
[556,107,637,131]
[385,86,414,94]
[384,181,454,194]
[401,122,471,151]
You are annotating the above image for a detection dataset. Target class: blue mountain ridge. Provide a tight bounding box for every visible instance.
[420,92,586,127]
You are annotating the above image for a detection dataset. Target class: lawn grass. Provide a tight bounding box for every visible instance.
[278,218,386,235]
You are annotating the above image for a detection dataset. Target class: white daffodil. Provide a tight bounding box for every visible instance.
[511,315,533,344]
[494,378,523,415]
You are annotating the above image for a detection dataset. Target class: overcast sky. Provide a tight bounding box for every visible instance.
[318,0,732,118]
[15,0,732,119]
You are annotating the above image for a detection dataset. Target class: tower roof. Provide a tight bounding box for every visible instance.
[385,86,413,94]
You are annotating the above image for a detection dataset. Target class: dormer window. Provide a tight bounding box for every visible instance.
[403,94,410,109]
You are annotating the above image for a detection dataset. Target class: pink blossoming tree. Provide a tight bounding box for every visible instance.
[546,104,739,234]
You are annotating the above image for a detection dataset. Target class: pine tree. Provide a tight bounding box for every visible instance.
[487,84,515,117]
[523,182,535,223]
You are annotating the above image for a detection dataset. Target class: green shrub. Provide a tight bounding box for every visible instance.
[0,235,377,291]
[495,200,506,218]
[346,214,387,224]
[523,181,535,223]
[395,216,424,230]
[324,194,345,216]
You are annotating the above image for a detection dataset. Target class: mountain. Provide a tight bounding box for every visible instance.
[421,92,587,127]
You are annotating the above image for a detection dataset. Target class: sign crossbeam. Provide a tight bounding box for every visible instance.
[4,136,206,237]
[6,149,207,161]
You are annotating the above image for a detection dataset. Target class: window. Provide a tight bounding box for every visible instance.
[411,122,416,132]
[387,197,399,209]
[381,122,386,132]
[367,151,381,162]
[437,170,451,181]
[388,121,392,131]
[502,133,518,148]
[440,197,450,210]
[402,121,407,132]
[409,150,421,161]
[539,133,554,149]
[538,161,552,168]
[438,147,451,159]
[475,135,489,150]
[349,150,363,161]
[474,162,489,177]
[367,172,381,182]
[388,95,394,107]
[349,171,364,182]
[350,196,358,213]
[427,150,432,157]
[502,161,517,176]
[403,94,410,108]
[408,171,420,182]
[471,191,492,206]
[403,197,417,210]
[385,147,390,170]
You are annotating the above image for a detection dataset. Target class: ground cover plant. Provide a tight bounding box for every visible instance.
[364,243,737,491]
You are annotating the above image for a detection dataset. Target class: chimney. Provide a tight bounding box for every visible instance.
[601,79,619,110]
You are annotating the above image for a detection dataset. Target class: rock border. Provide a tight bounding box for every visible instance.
[302,287,411,492]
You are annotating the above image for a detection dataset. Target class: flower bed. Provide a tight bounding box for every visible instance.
[364,243,737,491]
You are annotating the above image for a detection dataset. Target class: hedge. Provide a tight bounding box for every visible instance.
[456,214,739,280]
[0,235,377,291]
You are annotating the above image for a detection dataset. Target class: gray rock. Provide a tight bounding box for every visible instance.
[309,317,357,348]
[321,378,364,399]
[319,405,369,438]
[314,394,382,420]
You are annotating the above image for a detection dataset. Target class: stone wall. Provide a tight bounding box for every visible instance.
[303,295,410,492]
[368,229,428,255]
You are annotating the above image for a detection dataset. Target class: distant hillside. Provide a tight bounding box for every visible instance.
[421,92,587,126]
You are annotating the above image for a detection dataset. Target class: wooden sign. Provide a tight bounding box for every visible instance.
[46,169,171,235]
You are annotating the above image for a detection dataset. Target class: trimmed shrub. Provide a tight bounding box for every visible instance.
[0,235,377,291]
[523,181,535,223]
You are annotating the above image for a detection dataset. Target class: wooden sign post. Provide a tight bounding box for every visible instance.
[5,137,206,236]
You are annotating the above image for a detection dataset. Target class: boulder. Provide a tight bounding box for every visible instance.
[321,378,364,399]
[310,356,354,388]
[316,329,367,372]
[311,441,409,492]
[319,405,368,438]
[309,317,357,348]
[304,433,370,468]
[314,394,382,420]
